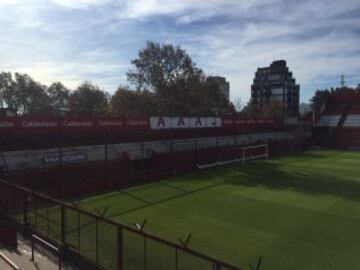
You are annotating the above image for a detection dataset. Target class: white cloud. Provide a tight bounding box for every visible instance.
[116,0,279,20]
[51,0,111,9]
[12,60,128,90]
[0,0,21,7]
[194,19,360,101]
[0,0,359,103]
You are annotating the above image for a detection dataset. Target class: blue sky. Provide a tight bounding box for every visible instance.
[0,0,359,103]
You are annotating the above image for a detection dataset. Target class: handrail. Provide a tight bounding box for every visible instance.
[0,252,20,270]
[0,179,243,270]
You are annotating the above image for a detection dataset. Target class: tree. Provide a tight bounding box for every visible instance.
[233,97,244,113]
[0,72,15,109]
[261,100,284,119]
[127,41,200,93]
[310,89,331,114]
[127,41,234,115]
[69,81,109,116]
[109,86,158,116]
[1,73,51,115]
[47,82,70,110]
[242,101,262,117]
[299,102,312,120]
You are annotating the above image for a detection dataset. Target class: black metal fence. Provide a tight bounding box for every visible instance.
[0,179,243,270]
[4,126,313,197]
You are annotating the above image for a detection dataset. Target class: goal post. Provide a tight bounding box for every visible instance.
[241,144,269,165]
[197,143,269,170]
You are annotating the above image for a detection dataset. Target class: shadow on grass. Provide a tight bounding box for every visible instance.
[69,150,360,223]
[230,158,360,201]
[99,151,360,219]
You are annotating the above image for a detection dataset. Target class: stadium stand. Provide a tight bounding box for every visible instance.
[0,116,311,196]
[314,91,360,149]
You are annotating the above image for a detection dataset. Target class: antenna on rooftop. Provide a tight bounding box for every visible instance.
[340,75,346,88]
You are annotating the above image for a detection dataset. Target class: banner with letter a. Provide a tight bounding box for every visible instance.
[150,117,221,130]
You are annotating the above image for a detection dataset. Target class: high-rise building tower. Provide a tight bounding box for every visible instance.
[251,60,300,117]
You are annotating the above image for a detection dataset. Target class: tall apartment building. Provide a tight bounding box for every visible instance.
[209,76,230,102]
[251,60,300,117]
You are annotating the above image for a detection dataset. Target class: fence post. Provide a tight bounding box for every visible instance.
[58,136,64,197]
[77,211,80,251]
[141,135,145,181]
[117,226,123,270]
[175,247,178,270]
[104,137,110,188]
[46,204,50,237]
[60,205,65,244]
[170,136,174,174]
[23,192,28,226]
[144,236,147,270]
[95,218,99,265]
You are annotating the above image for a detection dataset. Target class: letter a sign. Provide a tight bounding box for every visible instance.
[178,118,185,127]
[157,117,166,128]
[170,117,190,128]
[190,117,206,128]
[150,117,170,129]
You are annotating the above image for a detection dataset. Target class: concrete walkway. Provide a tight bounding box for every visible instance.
[0,234,78,270]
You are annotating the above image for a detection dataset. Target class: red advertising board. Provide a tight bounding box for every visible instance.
[246,118,257,126]
[257,118,267,124]
[222,117,234,128]
[0,117,17,133]
[0,116,280,134]
[97,118,125,132]
[20,118,60,133]
[234,118,246,126]
[61,118,96,133]
[125,118,149,130]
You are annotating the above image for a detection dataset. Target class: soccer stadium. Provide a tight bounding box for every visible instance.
[1,1,360,269]
[1,88,360,270]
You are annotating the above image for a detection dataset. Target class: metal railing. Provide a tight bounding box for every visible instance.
[0,179,243,270]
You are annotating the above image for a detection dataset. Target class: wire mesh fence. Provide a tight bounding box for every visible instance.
[0,179,243,270]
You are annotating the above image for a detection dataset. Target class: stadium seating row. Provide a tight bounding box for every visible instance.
[314,91,360,149]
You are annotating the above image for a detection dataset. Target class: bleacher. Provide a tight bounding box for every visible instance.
[314,91,360,149]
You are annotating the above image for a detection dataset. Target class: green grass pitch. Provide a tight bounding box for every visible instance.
[73,150,360,270]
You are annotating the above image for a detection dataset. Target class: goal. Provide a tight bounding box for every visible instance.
[241,144,269,165]
[197,144,269,169]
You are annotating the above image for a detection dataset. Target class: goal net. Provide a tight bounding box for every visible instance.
[197,144,268,169]
[240,144,269,165]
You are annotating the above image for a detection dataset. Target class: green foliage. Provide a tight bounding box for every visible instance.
[109,86,159,116]
[309,86,359,114]
[299,102,312,120]
[47,82,70,108]
[261,100,284,119]
[242,100,283,119]
[126,41,233,116]
[69,81,109,116]
[1,41,239,117]
[0,71,15,108]
[127,41,201,93]
[0,72,51,115]
[310,89,331,114]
